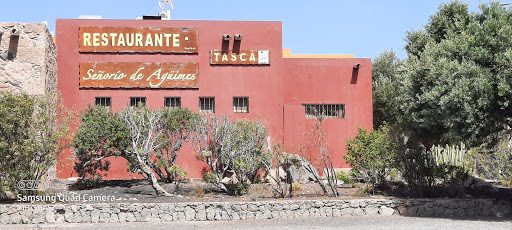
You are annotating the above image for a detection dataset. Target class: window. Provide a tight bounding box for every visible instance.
[304,104,345,118]
[233,97,249,113]
[130,97,146,107]
[199,97,215,113]
[164,97,181,109]
[95,97,111,111]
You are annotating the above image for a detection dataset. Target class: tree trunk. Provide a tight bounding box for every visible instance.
[138,159,172,196]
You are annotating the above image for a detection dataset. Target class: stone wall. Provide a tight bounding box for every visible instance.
[0,198,510,224]
[0,22,57,95]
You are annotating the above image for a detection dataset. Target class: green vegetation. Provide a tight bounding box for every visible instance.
[190,116,270,195]
[345,125,398,194]
[0,92,71,197]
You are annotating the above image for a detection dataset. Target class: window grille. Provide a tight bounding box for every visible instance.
[95,97,111,111]
[233,97,249,113]
[199,97,215,113]
[304,104,345,118]
[130,97,146,107]
[164,97,181,109]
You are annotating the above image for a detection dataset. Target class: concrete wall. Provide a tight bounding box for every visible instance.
[0,22,57,95]
[0,198,510,224]
[283,58,372,168]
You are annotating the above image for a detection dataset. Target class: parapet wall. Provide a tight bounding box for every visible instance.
[0,22,57,95]
[0,198,510,224]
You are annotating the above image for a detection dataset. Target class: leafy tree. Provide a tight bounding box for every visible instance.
[372,50,403,128]
[149,107,198,183]
[400,1,512,147]
[190,115,270,194]
[0,92,71,197]
[345,125,398,194]
[73,105,130,181]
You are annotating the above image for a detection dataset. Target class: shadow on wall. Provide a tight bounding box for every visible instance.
[351,64,359,84]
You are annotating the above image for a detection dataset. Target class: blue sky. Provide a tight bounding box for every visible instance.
[0,0,495,59]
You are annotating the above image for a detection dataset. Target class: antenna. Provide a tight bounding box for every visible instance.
[159,0,174,20]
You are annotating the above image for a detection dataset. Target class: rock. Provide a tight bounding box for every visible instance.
[46,210,56,223]
[265,167,286,185]
[465,176,499,193]
[196,209,206,221]
[378,206,395,216]
[365,206,379,215]
[397,206,408,216]
[221,170,239,184]
[497,200,511,216]
[3,191,15,199]
[184,207,196,221]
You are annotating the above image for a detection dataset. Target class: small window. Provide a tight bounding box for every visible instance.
[304,104,345,118]
[164,97,181,109]
[233,97,249,113]
[130,97,146,107]
[199,97,215,113]
[95,97,111,111]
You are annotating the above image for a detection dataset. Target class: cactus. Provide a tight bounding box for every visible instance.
[429,143,466,168]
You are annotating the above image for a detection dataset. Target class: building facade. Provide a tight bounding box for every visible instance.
[56,19,372,179]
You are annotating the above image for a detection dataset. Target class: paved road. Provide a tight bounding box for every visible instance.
[3,216,512,230]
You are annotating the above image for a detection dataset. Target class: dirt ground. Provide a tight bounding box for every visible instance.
[2,178,510,204]
[4,179,369,204]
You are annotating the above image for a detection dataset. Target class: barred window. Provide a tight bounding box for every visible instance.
[164,97,181,109]
[233,97,249,113]
[199,97,215,113]
[95,97,111,111]
[130,97,146,107]
[304,104,345,118]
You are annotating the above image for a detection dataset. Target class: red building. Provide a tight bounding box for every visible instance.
[56,19,372,179]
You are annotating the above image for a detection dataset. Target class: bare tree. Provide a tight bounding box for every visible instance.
[189,115,234,192]
[121,105,173,196]
[263,141,302,198]
[302,115,339,197]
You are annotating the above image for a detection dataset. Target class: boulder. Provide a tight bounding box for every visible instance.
[464,176,498,194]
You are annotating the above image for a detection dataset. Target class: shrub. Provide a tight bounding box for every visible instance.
[336,171,355,185]
[465,134,512,185]
[345,125,398,194]
[73,105,129,181]
[191,116,270,193]
[0,92,71,197]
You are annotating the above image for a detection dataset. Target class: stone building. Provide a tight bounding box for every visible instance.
[0,22,57,95]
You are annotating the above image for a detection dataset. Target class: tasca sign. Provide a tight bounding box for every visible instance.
[79,27,198,53]
[79,62,199,88]
[210,50,270,65]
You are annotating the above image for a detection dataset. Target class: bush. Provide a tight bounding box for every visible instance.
[336,171,355,185]
[0,92,71,197]
[224,182,251,196]
[466,134,512,185]
[345,125,398,194]
[191,116,270,193]
[395,142,469,197]
[73,105,129,181]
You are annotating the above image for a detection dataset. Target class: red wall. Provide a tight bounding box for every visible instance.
[283,58,373,168]
[56,19,372,179]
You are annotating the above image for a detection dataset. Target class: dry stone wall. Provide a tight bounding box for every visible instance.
[0,22,57,95]
[0,198,510,224]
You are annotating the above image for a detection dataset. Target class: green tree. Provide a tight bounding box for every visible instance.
[190,115,270,195]
[0,92,71,197]
[372,50,403,128]
[73,105,130,181]
[345,125,398,194]
[400,1,512,147]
